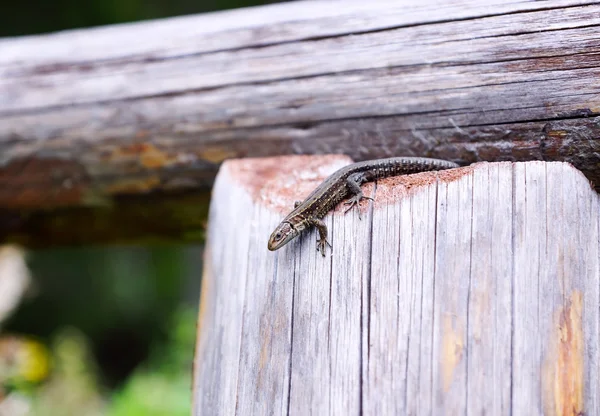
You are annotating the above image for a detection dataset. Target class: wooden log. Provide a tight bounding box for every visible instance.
[4,0,600,246]
[193,156,599,415]
[3,0,600,209]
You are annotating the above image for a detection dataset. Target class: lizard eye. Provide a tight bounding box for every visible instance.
[274,232,282,240]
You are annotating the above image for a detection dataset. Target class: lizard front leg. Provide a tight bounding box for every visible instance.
[310,218,331,256]
[343,172,374,219]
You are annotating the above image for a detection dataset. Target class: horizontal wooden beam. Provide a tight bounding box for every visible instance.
[194,155,600,415]
[2,0,600,245]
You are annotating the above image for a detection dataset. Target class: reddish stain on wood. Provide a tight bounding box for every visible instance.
[225,154,352,213]
[226,155,470,215]
[103,142,183,169]
[372,163,475,209]
[0,157,88,209]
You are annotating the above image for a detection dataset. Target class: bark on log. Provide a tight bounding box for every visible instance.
[2,0,600,246]
[193,156,599,415]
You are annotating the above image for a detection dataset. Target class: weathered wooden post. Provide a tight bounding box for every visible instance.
[2,0,600,412]
[193,156,599,415]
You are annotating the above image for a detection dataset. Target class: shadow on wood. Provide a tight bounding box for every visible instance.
[0,192,210,248]
[193,155,599,415]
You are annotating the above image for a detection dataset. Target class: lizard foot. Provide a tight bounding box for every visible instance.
[343,193,374,219]
[316,238,332,257]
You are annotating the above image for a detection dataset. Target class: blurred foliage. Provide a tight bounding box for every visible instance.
[0,0,284,37]
[0,335,51,391]
[28,327,106,416]
[1,300,197,415]
[2,244,202,415]
[4,245,202,388]
[0,327,104,416]
[107,307,196,416]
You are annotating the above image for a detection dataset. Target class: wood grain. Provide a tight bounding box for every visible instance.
[193,156,600,415]
[2,0,600,225]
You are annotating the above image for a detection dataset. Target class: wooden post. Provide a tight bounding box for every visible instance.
[193,155,599,415]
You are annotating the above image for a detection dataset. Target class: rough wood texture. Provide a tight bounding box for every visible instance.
[194,156,599,415]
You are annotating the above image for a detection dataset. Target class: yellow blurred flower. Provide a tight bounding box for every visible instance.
[0,335,51,386]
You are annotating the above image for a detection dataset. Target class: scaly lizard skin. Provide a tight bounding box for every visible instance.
[267,156,459,256]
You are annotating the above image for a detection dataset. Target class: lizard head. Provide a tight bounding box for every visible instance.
[268,221,298,251]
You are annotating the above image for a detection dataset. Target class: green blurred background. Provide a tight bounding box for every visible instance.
[0,1,278,414]
[0,0,284,36]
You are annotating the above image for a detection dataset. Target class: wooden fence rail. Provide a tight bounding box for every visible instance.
[2,0,600,246]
